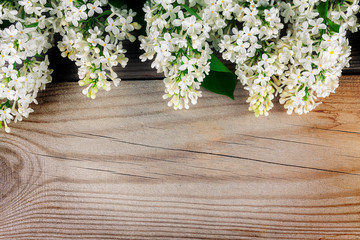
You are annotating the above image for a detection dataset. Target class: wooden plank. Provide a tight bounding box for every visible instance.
[48,31,360,82]
[1,77,360,239]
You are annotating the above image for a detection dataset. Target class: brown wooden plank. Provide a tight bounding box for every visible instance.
[1,77,360,239]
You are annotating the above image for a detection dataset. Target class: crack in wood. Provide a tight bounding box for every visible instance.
[76,132,360,177]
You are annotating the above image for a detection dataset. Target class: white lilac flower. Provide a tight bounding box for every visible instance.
[54,0,140,99]
[87,1,103,17]
[277,0,359,115]
[140,0,212,110]
[0,0,54,132]
[215,0,284,117]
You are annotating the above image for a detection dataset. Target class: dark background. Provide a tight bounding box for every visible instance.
[48,29,360,83]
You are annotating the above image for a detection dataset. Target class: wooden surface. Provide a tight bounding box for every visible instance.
[1,76,360,239]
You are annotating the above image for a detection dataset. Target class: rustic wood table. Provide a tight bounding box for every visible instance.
[1,32,360,239]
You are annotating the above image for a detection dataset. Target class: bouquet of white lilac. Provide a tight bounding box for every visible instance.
[0,0,54,133]
[140,0,213,110]
[0,0,139,132]
[0,0,359,132]
[140,0,360,116]
[276,0,359,115]
[53,0,140,99]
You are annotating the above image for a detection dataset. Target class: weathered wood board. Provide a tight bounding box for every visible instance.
[1,76,360,239]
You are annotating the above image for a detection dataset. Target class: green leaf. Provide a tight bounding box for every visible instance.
[327,19,340,33]
[35,53,45,59]
[202,54,237,100]
[317,1,340,33]
[181,4,202,20]
[209,54,232,73]
[98,10,112,18]
[24,22,39,28]
[257,5,272,11]
[317,1,328,20]
[108,0,126,9]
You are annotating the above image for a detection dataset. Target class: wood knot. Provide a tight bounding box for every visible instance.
[0,137,40,204]
[0,145,23,201]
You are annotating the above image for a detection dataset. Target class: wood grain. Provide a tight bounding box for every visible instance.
[1,77,360,239]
